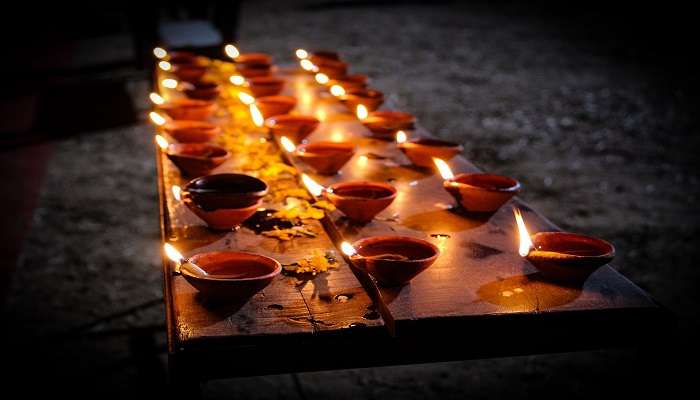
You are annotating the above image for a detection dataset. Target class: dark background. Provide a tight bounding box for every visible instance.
[1,1,698,398]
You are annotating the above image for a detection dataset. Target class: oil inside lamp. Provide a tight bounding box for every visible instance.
[162,78,178,89]
[302,173,327,197]
[172,185,182,201]
[249,104,265,127]
[158,60,172,71]
[153,47,167,59]
[224,44,240,59]
[356,104,368,120]
[300,59,317,72]
[230,75,246,86]
[330,85,346,97]
[280,136,296,153]
[149,111,167,126]
[315,73,330,84]
[149,92,165,106]
[238,92,255,105]
[513,207,534,257]
[296,49,309,59]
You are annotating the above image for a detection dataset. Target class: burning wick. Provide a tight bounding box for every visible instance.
[296,49,308,60]
[330,84,346,97]
[249,104,264,127]
[433,158,455,180]
[162,78,178,89]
[229,75,245,86]
[238,92,255,105]
[280,136,296,153]
[153,47,167,59]
[149,111,167,126]
[341,241,358,257]
[300,59,317,72]
[172,185,182,201]
[158,60,172,71]
[163,243,209,276]
[149,92,165,105]
[513,207,534,257]
[356,104,368,120]
[396,130,407,144]
[224,44,240,59]
[315,73,329,85]
[302,173,328,197]
[155,135,169,150]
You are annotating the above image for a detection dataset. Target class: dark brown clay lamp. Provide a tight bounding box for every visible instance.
[159,98,217,121]
[514,208,615,284]
[183,81,222,101]
[163,120,221,143]
[255,96,297,119]
[340,88,385,112]
[164,243,281,302]
[156,135,229,177]
[247,76,285,97]
[265,114,320,143]
[280,136,355,175]
[302,174,397,223]
[341,238,439,286]
[396,130,463,168]
[434,158,520,213]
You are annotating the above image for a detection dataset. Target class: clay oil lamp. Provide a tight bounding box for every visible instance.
[255,95,297,119]
[265,114,320,143]
[225,44,273,78]
[159,98,217,121]
[163,120,221,143]
[396,130,463,168]
[340,88,385,112]
[314,59,347,79]
[156,135,229,177]
[179,173,268,230]
[302,174,397,223]
[169,60,207,83]
[341,238,439,286]
[308,50,340,65]
[434,158,521,213]
[247,76,285,98]
[358,108,415,140]
[328,74,368,92]
[164,243,281,302]
[281,136,355,175]
[183,81,222,101]
[514,208,615,284]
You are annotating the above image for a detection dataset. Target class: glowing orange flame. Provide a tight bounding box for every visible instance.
[396,130,407,144]
[238,92,255,105]
[155,135,169,150]
[149,111,167,126]
[513,207,534,257]
[356,104,368,120]
[315,73,329,84]
[341,241,358,257]
[149,92,165,105]
[224,44,240,59]
[433,158,455,180]
[158,60,172,71]
[229,75,245,86]
[330,84,345,97]
[250,104,264,127]
[295,49,308,59]
[153,47,167,59]
[172,185,181,201]
[280,136,296,153]
[300,59,316,72]
[164,243,185,263]
[162,78,178,89]
[302,174,326,197]
[357,154,369,168]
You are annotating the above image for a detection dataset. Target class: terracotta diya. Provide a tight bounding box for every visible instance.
[315,58,348,79]
[234,53,273,78]
[397,132,463,168]
[247,76,285,97]
[183,174,269,230]
[164,143,230,177]
[183,81,222,101]
[340,88,384,112]
[163,120,221,143]
[308,50,340,65]
[328,74,368,92]
[361,110,415,140]
[255,95,297,119]
[343,237,439,286]
[295,141,356,175]
[159,98,217,121]
[434,159,520,213]
[265,114,320,143]
[323,180,397,223]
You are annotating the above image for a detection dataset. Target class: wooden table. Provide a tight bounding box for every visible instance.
[155,64,671,395]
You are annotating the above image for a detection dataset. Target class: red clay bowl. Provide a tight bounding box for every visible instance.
[235,52,273,66]
[248,76,285,97]
[185,173,269,210]
[443,173,521,213]
[159,98,217,121]
[255,95,297,119]
[315,59,348,79]
[398,138,464,168]
[361,111,415,139]
[182,251,282,302]
[352,236,439,286]
[171,63,207,82]
[328,74,368,91]
[183,81,222,101]
[237,64,272,78]
[325,181,397,223]
[184,196,262,231]
[165,143,230,177]
[295,141,356,175]
[163,120,221,143]
[340,88,384,112]
[265,114,320,143]
[526,232,615,284]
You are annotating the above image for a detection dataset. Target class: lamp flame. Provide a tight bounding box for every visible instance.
[302,174,325,197]
[224,44,240,59]
[396,130,407,144]
[149,92,165,105]
[433,158,455,180]
[315,73,329,84]
[158,60,172,71]
[280,136,296,153]
[172,185,182,201]
[356,104,368,120]
[513,207,534,257]
[149,111,167,126]
[162,78,178,89]
[229,75,245,86]
[341,242,358,257]
[238,92,255,105]
[164,243,185,264]
[300,59,316,72]
[153,47,167,59]
[330,84,345,97]
[250,104,264,127]
[295,49,308,59]
[155,135,169,150]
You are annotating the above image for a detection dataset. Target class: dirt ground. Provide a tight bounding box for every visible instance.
[3,1,698,398]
